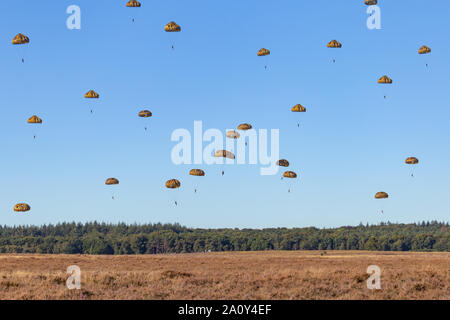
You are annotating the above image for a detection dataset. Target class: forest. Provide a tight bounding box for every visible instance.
[0,221,448,254]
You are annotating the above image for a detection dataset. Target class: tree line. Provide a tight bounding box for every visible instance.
[0,221,448,254]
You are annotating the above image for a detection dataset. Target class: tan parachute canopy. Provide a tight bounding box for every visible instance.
[277,159,289,167]
[283,171,297,178]
[226,130,240,139]
[405,157,419,165]
[375,192,389,199]
[138,110,152,117]
[14,203,30,212]
[365,0,377,5]
[12,33,29,45]
[126,0,141,7]
[291,104,306,112]
[237,123,252,130]
[27,115,42,124]
[105,178,119,185]
[418,45,431,54]
[84,90,99,98]
[165,21,181,32]
[189,169,205,176]
[257,48,270,56]
[378,75,392,84]
[327,40,342,48]
[166,179,181,189]
[214,150,235,159]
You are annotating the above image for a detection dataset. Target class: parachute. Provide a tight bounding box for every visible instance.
[14,203,30,212]
[165,21,181,32]
[27,115,42,124]
[84,90,99,99]
[189,169,205,176]
[364,0,377,5]
[126,0,141,7]
[418,45,431,54]
[105,178,119,185]
[277,159,289,167]
[327,40,342,48]
[237,123,252,131]
[214,150,235,159]
[378,76,392,84]
[405,157,419,165]
[291,104,306,112]
[283,171,297,178]
[12,33,29,45]
[138,110,152,118]
[166,179,181,189]
[226,130,240,139]
[257,48,270,56]
[375,192,388,199]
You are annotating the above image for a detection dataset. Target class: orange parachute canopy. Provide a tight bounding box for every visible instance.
[27,115,42,124]
[327,40,342,48]
[214,150,235,159]
[14,203,30,212]
[189,169,205,176]
[378,75,392,84]
[166,179,181,189]
[418,45,431,54]
[364,0,377,5]
[283,171,297,178]
[84,90,99,98]
[138,110,152,118]
[405,157,419,165]
[291,104,306,112]
[237,123,252,131]
[165,21,181,32]
[126,0,141,7]
[12,33,29,45]
[105,178,119,185]
[375,192,389,199]
[257,48,270,56]
[277,159,290,167]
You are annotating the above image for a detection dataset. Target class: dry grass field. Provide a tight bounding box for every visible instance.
[0,251,448,300]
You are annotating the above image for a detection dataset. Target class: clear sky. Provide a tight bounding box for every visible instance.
[1,0,449,228]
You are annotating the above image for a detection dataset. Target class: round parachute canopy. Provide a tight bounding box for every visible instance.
[226,130,240,139]
[105,178,119,185]
[405,157,419,165]
[291,104,306,112]
[84,90,99,98]
[237,123,252,131]
[138,110,152,118]
[126,0,141,7]
[257,48,270,56]
[14,203,30,212]
[327,40,342,48]
[365,0,377,5]
[189,169,205,176]
[12,33,29,45]
[27,115,42,124]
[166,179,181,189]
[283,171,297,178]
[214,150,235,159]
[418,45,431,54]
[165,21,181,32]
[375,192,389,199]
[277,159,289,167]
[378,75,392,84]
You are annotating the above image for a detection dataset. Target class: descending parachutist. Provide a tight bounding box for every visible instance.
[175,201,177,206]
[33,135,36,139]
[288,189,290,193]
[426,64,428,67]
[112,196,114,200]
[297,123,300,128]
[171,45,174,50]
[194,189,197,193]
[22,58,24,63]
[264,65,267,70]
[132,18,135,23]
[381,210,384,214]
[333,59,335,63]
[384,95,386,99]
[90,110,93,114]
[221,170,224,176]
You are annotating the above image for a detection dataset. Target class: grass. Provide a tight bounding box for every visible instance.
[0,251,448,300]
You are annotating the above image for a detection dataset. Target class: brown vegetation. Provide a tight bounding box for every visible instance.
[0,251,448,300]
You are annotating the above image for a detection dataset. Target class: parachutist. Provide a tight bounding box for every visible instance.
[381,210,384,214]
[333,59,335,63]
[90,110,93,114]
[33,135,36,139]
[112,196,114,200]
[194,189,197,193]
[426,64,428,67]
[171,45,174,50]
[22,58,24,63]
[288,189,290,193]
[384,95,386,99]
[144,127,147,131]
[297,123,300,128]
[221,170,224,176]
[175,201,177,206]
[132,18,135,22]
[264,65,267,70]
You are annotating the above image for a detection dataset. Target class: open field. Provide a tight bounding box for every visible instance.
[0,251,448,300]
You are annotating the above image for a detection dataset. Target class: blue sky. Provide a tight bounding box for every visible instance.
[0,0,449,228]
